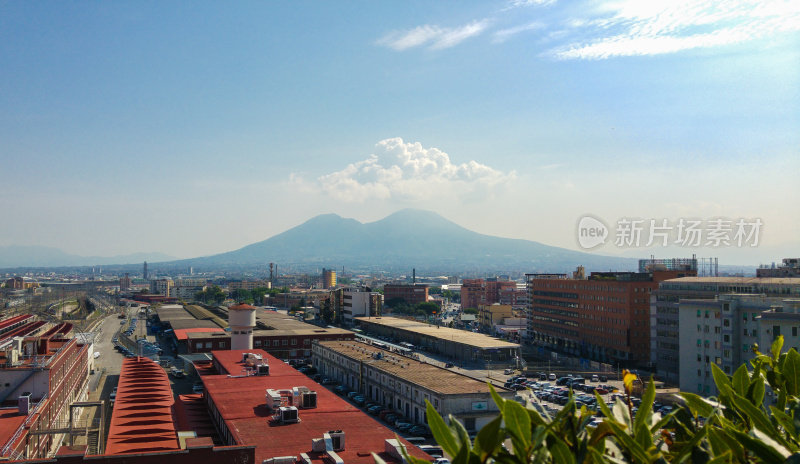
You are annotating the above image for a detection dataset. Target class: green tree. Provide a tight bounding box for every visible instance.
[389,335,800,464]
[463,307,478,315]
[415,302,440,315]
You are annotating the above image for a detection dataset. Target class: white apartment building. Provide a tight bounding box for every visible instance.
[679,294,800,396]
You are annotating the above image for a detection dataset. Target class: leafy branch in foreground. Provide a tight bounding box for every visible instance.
[382,335,800,464]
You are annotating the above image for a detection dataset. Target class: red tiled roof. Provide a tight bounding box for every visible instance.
[202,350,431,464]
[0,409,26,453]
[174,327,225,340]
[106,357,180,455]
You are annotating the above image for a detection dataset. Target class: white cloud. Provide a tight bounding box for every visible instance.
[493,21,545,43]
[550,0,800,59]
[310,138,515,202]
[377,20,490,51]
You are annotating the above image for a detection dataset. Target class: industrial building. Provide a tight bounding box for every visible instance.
[313,340,514,432]
[382,284,429,306]
[0,324,91,461]
[354,316,520,367]
[197,349,431,464]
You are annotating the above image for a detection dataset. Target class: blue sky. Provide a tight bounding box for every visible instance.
[1,0,798,265]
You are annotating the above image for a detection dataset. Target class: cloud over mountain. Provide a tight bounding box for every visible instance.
[314,138,515,202]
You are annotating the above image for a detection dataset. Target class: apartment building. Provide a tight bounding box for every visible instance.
[477,303,514,331]
[679,295,800,396]
[313,340,514,432]
[330,287,383,324]
[651,276,800,385]
[461,278,515,310]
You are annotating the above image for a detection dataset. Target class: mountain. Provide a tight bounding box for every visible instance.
[178,209,638,273]
[0,246,175,268]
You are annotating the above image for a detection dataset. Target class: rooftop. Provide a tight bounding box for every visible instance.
[199,349,431,464]
[318,340,512,395]
[663,277,800,285]
[356,316,519,349]
[106,357,180,455]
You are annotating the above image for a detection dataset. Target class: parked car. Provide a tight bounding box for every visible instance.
[409,425,432,437]
[396,422,413,432]
[549,373,557,381]
[591,374,600,382]
[504,369,514,375]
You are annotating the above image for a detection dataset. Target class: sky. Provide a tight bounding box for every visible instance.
[1,0,798,266]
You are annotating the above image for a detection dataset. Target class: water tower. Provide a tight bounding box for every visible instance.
[229,303,256,350]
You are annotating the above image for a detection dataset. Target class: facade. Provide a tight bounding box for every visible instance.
[678,295,800,396]
[651,276,800,385]
[150,278,173,297]
[228,280,267,291]
[322,268,337,289]
[383,284,429,306]
[461,278,516,310]
[477,303,513,331]
[3,277,39,290]
[758,258,800,277]
[119,273,131,291]
[313,340,514,432]
[330,287,383,324]
[0,336,90,460]
[355,316,520,367]
[499,285,527,309]
[527,269,695,367]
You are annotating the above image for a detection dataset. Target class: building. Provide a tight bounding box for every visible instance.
[198,349,431,464]
[758,258,800,277]
[499,284,527,310]
[3,277,39,290]
[330,287,383,324]
[383,284,429,306]
[477,303,514,331]
[461,278,516,310]
[0,333,90,460]
[119,273,131,291]
[159,306,354,359]
[639,257,698,273]
[678,295,800,396]
[313,340,515,432]
[143,261,148,280]
[173,278,206,300]
[651,276,800,385]
[150,278,173,297]
[355,316,520,367]
[527,268,696,367]
[322,268,337,289]
[228,280,268,291]
[228,303,256,350]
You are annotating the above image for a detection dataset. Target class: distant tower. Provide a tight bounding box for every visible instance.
[189,266,193,276]
[269,263,274,285]
[322,268,337,289]
[229,303,256,350]
[143,261,148,280]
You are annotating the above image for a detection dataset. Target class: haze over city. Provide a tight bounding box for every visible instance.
[1,1,798,265]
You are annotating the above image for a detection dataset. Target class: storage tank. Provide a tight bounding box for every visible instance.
[229,303,256,350]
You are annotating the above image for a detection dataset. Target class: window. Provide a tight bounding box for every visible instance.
[304,339,311,345]
[205,342,212,348]
[282,340,288,346]
[743,313,748,321]
[774,326,782,337]
[273,340,280,346]
[743,344,749,352]
[254,340,261,346]
[291,339,298,346]
[724,334,730,342]
[724,319,730,327]
[794,327,798,337]
[220,342,226,348]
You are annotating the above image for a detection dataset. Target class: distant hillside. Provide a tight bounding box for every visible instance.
[0,245,174,268]
[174,209,638,273]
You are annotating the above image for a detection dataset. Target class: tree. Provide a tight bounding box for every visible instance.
[463,307,478,315]
[390,335,800,464]
[415,302,439,315]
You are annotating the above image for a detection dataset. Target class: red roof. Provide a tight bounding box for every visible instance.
[105,357,180,455]
[174,327,225,340]
[201,350,431,464]
[0,409,26,453]
[229,303,256,311]
[0,314,33,331]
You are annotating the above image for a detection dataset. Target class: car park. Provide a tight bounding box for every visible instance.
[409,425,432,438]
[549,373,557,380]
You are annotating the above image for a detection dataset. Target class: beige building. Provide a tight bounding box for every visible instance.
[477,303,513,330]
[312,340,514,432]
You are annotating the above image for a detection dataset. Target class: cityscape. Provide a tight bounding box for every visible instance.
[1,1,798,463]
